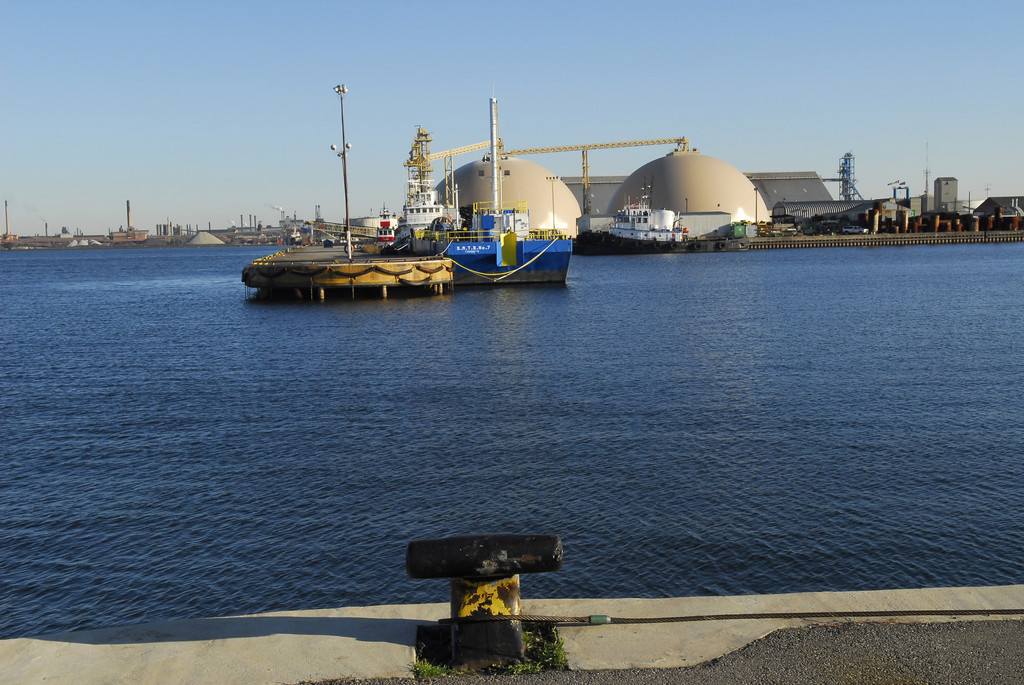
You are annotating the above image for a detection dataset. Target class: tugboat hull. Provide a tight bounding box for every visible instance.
[576,232,749,255]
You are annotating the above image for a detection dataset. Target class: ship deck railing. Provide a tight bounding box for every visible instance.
[414,228,569,242]
[472,200,529,214]
[528,228,569,240]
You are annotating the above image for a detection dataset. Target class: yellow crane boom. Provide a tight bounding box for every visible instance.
[406,127,691,213]
[427,140,493,161]
[505,138,690,156]
[507,139,691,214]
[425,141,496,206]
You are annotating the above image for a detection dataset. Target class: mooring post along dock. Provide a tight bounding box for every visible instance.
[406,534,563,669]
[241,245,453,300]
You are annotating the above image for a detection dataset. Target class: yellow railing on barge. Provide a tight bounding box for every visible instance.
[472,200,529,214]
[413,227,569,242]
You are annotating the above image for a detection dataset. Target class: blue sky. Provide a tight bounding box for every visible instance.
[3,0,1022,235]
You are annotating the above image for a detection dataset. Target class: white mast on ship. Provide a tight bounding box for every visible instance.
[489,98,500,218]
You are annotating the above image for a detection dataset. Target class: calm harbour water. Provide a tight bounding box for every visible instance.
[2,244,1024,639]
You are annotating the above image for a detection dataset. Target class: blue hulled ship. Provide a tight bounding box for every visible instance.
[408,98,572,285]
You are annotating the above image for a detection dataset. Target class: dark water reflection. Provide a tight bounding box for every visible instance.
[2,244,1023,638]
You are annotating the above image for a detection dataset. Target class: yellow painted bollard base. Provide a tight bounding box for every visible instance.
[450,575,521,617]
[449,575,523,669]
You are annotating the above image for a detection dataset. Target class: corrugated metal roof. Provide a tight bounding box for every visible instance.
[568,172,839,216]
[975,196,1024,216]
[771,200,871,219]
[747,172,834,206]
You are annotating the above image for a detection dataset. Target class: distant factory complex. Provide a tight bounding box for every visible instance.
[393,125,1019,240]
[5,128,1024,250]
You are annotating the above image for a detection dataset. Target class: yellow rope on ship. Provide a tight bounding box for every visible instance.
[447,239,561,282]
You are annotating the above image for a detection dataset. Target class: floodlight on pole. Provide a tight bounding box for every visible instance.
[333,84,352,261]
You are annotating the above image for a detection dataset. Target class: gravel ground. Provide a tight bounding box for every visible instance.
[302,619,1024,685]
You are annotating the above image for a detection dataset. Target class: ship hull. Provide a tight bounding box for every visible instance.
[576,232,689,255]
[688,236,750,252]
[575,232,749,255]
[413,238,572,285]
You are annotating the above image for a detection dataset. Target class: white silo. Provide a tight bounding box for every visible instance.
[609,147,768,223]
[439,156,583,237]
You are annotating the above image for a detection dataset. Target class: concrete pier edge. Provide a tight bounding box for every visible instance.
[2,584,1023,684]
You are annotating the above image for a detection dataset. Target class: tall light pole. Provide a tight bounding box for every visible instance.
[333,84,352,261]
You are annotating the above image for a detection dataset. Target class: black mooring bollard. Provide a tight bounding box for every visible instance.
[406,534,562,669]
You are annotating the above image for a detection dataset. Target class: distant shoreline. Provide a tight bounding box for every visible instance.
[6,230,1024,252]
[2,237,282,251]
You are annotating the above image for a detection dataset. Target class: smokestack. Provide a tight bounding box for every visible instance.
[126,200,132,229]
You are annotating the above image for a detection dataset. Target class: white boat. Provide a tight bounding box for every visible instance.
[577,189,750,255]
[376,207,398,248]
[609,195,689,246]
[391,181,457,254]
[577,190,690,254]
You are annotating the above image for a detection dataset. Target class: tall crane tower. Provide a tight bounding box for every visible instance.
[404,127,433,189]
[404,129,498,206]
[837,152,864,201]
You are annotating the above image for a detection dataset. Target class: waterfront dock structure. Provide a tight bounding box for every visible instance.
[750,230,1024,250]
[241,246,453,300]
[2,585,1023,684]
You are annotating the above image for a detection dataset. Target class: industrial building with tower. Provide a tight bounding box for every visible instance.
[6,116,1024,250]
[398,120,1011,243]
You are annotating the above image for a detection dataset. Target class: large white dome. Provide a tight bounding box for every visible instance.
[439,156,582,236]
[608,150,768,223]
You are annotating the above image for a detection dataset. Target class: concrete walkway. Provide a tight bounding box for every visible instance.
[2,585,1023,685]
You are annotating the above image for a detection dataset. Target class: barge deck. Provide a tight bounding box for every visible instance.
[242,246,453,300]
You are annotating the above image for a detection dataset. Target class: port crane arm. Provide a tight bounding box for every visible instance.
[425,137,689,162]
[426,140,495,161]
[506,139,691,214]
[407,127,691,213]
[505,137,690,156]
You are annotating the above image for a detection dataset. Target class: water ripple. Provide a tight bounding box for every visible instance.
[3,246,1024,637]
